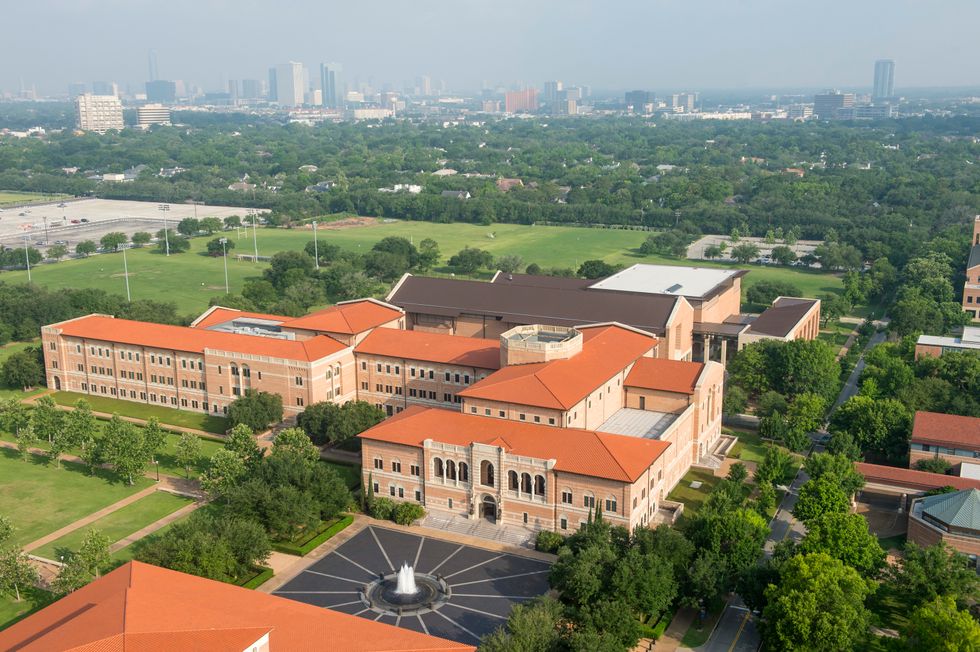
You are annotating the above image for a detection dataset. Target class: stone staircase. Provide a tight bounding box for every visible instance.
[421,513,536,548]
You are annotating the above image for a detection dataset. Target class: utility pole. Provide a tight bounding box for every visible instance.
[122,246,131,301]
[220,237,229,294]
[312,220,319,269]
[22,234,31,282]
[158,204,170,256]
[248,209,259,262]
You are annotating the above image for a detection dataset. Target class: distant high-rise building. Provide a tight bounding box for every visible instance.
[624,90,652,112]
[813,90,854,119]
[75,94,124,133]
[320,63,343,109]
[137,104,171,127]
[564,87,583,102]
[543,80,563,104]
[873,59,895,100]
[91,81,119,97]
[228,79,240,102]
[68,82,87,99]
[416,75,432,96]
[145,80,176,103]
[505,88,538,113]
[274,62,305,106]
[268,68,278,102]
[241,79,262,100]
[148,49,159,82]
[671,92,698,112]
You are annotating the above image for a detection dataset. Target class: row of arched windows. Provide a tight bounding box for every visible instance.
[507,471,546,496]
[432,457,470,483]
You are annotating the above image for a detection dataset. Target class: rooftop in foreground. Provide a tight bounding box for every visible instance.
[586,264,745,299]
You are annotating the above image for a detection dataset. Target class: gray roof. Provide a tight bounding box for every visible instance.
[968,244,980,271]
[746,297,819,337]
[597,408,679,439]
[921,488,980,531]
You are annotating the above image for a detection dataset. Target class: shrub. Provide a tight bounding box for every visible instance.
[757,390,788,417]
[915,457,951,475]
[535,530,565,553]
[369,497,396,521]
[393,502,426,525]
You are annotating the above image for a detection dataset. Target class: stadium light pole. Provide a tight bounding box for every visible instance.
[220,237,229,294]
[122,246,131,301]
[22,234,31,282]
[158,203,170,256]
[248,209,259,262]
[312,220,319,269]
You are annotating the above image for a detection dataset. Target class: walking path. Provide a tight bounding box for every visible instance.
[109,500,202,553]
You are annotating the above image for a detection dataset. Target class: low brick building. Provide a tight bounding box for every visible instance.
[908,489,980,560]
[908,411,980,469]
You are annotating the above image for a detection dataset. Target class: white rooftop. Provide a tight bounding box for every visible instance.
[588,264,741,298]
[917,327,980,352]
[598,408,679,440]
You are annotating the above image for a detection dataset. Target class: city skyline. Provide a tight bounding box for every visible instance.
[3,0,980,96]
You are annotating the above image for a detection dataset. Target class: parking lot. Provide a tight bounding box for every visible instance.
[0,198,262,249]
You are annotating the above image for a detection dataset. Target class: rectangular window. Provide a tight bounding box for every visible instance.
[470,406,477,414]
[454,373,460,383]
[392,461,401,473]
[548,418,556,425]
[361,382,369,390]
[376,363,382,372]
[295,376,303,386]
[386,364,391,374]
[533,416,541,423]
[584,495,595,508]
[361,361,367,370]
[181,360,187,369]
[428,391,436,399]
[409,388,417,397]
[410,367,416,377]
[464,375,470,384]
[394,366,400,375]
[428,370,434,380]
[374,458,383,470]
[523,512,528,524]
[561,490,573,504]
[166,357,171,366]
[499,410,505,418]
[389,486,396,497]
[444,371,451,382]
[296,397,304,406]
[77,363,84,371]
[398,487,404,498]
[448,498,453,509]
[605,498,617,513]
[560,517,568,530]
[410,465,420,476]
[373,482,379,493]
[415,490,421,501]
[519,413,526,421]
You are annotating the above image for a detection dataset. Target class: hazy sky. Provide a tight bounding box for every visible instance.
[4,0,980,95]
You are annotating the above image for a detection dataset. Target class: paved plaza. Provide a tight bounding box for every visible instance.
[273,525,552,645]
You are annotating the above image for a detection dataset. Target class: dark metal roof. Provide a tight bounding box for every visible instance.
[490,272,592,290]
[968,244,980,270]
[745,297,819,337]
[389,275,680,335]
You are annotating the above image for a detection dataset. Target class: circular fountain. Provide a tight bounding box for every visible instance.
[363,562,450,615]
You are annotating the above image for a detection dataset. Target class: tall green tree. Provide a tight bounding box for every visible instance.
[174,432,203,477]
[797,512,885,577]
[900,596,980,652]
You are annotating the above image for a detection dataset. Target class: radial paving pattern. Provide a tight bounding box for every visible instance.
[273,525,552,645]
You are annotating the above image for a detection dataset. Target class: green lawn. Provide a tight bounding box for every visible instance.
[0,447,152,547]
[49,391,228,434]
[681,608,725,648]
[0,221,844,315]
[324,461,360,490]
[0,588,53,632]
[727,428,769,464]
[666,468,723,519]
[0,190,70,207]
[32,491,192,561]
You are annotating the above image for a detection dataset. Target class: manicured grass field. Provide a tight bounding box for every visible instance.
[0,221,844,315]
[0,190,70,207]
[33,491,192,561]
[666,468,723,518]
[0,447,152,547]
[727,428,770,464]
[49,391,228,434]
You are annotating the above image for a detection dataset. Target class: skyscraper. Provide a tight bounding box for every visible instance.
[148,49,159,82]
[274,62,305,107]
[68,82,87,99]
[75,94,124,134]
[320,62,343,109]
[268,67,278,102]
[416,75,432,96]
[625,90,652,112]
[241,79,262,100]
[145,80,176,103]
[543,80,563,104]
[91,81,119,97]
[813,90,855,119]
[504,88,538,113]
[873,59,895,100]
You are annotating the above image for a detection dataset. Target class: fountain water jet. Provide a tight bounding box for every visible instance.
[394,562,418,595]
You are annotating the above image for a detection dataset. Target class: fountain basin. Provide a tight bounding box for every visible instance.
[362,569,450,615]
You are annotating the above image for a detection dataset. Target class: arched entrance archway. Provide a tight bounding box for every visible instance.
[481,495,497,524]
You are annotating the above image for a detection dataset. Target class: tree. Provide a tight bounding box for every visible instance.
[792,477,850,523]
[297,400,384,446]
[200,217,223,234]
[769,340,840,402]
[273,427,319,463]
[481,596,564,652]
[496,254,524,274]
[757,390,788,417]
[75,240,97,257]
[915,457,952,474]
[610,547,677,619]
[206,237,235,257]
[755,446,797,488]
[99,231,127,251]
[885,541,979,608]
[47,243,68,260]
[900,596,980,652]
[227,390,283,431]
[525,263,542,275]
[762,553,872,652]
[100,415,152,484]
[798,512,885,577]
[448,247,494,273]
[0,516,38,603]
[64,399,99,469]
[77,528,111,578]
[225,423,263,469]
[264,250,314,289]
[131,231,152,247]
[223,215,242,229]
[16,423,38,461]
[703,243,724,259]
[1,350,43,390]
[53,554,92,595]
[746,280,803,306]
[723,385,748,416]
[804,452,865,497]
[727,462,748,484]
[829,395,912,461]
[303,239,340,264]
[156,229,190,253]
[577,260,617,279]
[770,245,797,265]
[417,238,440,271]
[201,448,248,499]
[177,217,201,236]
[174,432,203,477]
[730,242,760,263]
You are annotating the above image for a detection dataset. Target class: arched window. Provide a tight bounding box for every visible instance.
[459,462,469,482]
[521,473,532,494]
[230,363,239,376]
[446,460,457,481]
[508,470,519,491]
[534,475,545,496]
[604,495,617,513]
[241,364,251,378]
[433,457,444,478]
[583,491,595,509]
[480,461,495,487]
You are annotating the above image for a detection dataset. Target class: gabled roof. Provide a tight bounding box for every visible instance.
[458,325,656,409]
[856,462,980,492]
[920,488,980,531]
[387,274,681,335]
[0,561,472,652]
[355,328,500,369]
[746,297,819,337]
[190,306,288,329]
[359,406,670,483]
[625,357,705,395]
[911,411,980,449]
[282,299,404,335]
[50,315,347,363]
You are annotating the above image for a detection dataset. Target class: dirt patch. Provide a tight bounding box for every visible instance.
[309,216,378,230]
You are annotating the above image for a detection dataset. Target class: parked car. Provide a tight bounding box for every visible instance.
[57,203,67,208]
[70,219,80,224]
[79,218,89,223]
[54,240,68,245]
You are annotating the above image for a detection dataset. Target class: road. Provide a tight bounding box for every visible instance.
[702,324,888,651]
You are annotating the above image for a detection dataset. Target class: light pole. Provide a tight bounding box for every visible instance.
[122,246,131,301]
[312,220,319,269]
[22,234,31,282]
[42,216,49,243]
[248,209,259,262]
[158,203,170,256]
[220,237,229,294]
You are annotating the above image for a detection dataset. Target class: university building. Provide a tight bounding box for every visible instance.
[964,216,980,322]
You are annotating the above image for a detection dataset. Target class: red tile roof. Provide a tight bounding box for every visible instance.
[190,306,288,329]
[0,561,472,652]
[355,328,500,369]
[625,358,705,395]
[52,315,347,362]
[283,299,403,335]
[458,325,657,409]
[856,462,980,492]
[359,406,670,483]
[911,411,980,449]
